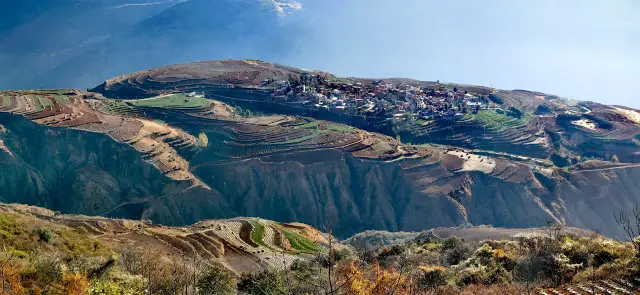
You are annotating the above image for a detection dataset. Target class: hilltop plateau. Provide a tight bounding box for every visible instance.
[1,60,640,241]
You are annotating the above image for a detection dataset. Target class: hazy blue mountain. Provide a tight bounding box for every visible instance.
[0,0,304,89]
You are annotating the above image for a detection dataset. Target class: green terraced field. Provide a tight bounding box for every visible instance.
[282,229,319,253]
[130,94,210,108]
[52,95,69,104]
[296,121,320,129]
[465,110,531,132]
[31,96,45,111]
[248,220,271,249]
[101,101,133,115]
[1,96,10,108]
[280,132,319,144]
[38,96,53,108]
[327,124,354,132]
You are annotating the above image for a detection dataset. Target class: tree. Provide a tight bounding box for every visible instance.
[198,133,209,148]
[197,263,236,295]
[614,206,640,257]
[612,154,620,163]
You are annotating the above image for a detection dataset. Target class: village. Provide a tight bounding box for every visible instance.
[265,72,504,120]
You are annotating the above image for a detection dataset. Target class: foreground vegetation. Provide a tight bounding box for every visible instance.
[0,204,638,295]
[235,222,639,295]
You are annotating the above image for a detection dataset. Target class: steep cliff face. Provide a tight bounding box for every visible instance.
[2,112,639,239]
[0,113,184,215]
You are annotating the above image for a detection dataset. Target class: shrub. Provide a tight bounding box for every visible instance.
[237,270,286,295]
[540,253,582,286]
[197,263,236,295]
[513,255,543,284]
[0,264,25,295]
[90,270,144,295]
[443,240,473,266]
[456,265,511,286]
[376,244,406,261]
[62,273,90,295]
[417,265,448,290]
[37,227,53,243]
[89,278,143,295]
[332,247,353,262]
[442,237,463,251]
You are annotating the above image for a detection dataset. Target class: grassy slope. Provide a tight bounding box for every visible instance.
[1,96,10,108]
[465,110,531,132]
[130,94,210,108]
[281,228,320,254]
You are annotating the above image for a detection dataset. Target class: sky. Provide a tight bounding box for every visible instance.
[284,0,640,107]
[0,0,638,108]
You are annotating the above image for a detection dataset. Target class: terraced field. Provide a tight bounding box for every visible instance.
[402,110,550,159]
[0,90,203,187]
[0,203,323,274]
[86,60,640,165]
[92,60,325,99]
[129,94,210,109]
[539,277,640,295]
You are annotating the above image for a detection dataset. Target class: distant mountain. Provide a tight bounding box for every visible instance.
[0,0,303,89]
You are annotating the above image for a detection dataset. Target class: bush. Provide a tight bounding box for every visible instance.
[417,265,448,290]
[36,228,53,243]
[456,265,511,286]
[513,255,543,284]
[197,263,236,295]
[487,94,504,105]
[443,239,473,266]
[89,278,143,295]
[540,253,582,286]
[237,270,286,295]
[62,273,90,295]
[376,244,406,261]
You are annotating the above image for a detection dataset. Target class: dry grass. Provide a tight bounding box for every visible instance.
[571,119,597,130]
[613,106,640,125]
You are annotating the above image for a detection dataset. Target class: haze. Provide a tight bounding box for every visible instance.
[1,0,638,107]
[289,0,639,107]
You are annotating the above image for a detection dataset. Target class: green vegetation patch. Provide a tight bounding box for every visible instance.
[1,96,11,108]
[248,220,273,251]
[326,76,356,84]
[281,229,319,254]
[466,110,531,132]
[52,94,70,104]
[38,96,53,108]
[0,213,20,240]
[296,121,320,129]
[130,94,210,109]
[326,124,354,132]
[31,96,45,111]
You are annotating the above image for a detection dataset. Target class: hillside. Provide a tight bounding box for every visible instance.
[0,202,637,294]
[0,202,326,274]
[1,60,640,241]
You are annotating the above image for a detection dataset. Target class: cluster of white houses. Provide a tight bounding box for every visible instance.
[268,76,501,120]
